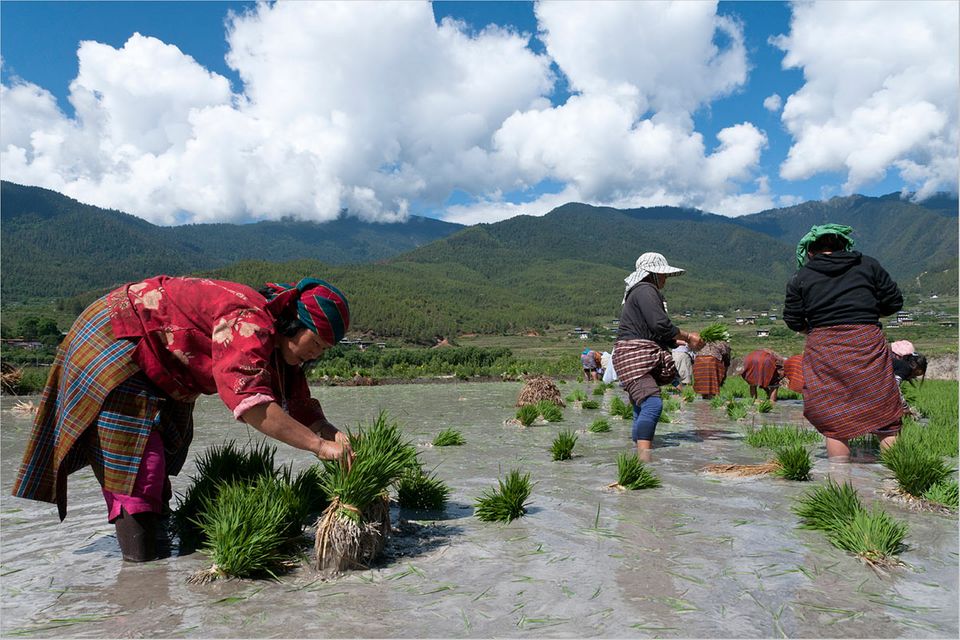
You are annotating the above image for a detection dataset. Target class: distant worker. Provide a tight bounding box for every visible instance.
[740,348,785,403]
[784,224,903,462]
[692,340,731,399]
[612,253,703,461]
[782,354,804,394]
[580,349,601,382]
[671,341,694,391]
[890,340,928,386]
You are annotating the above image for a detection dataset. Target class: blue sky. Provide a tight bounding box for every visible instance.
[1,1,956,225]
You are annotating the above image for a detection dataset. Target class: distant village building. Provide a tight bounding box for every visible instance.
[756,329,770,338]
[744,316,757,325]
[1,339,44,350]
[735,317,745,325]
[769,315,777,322]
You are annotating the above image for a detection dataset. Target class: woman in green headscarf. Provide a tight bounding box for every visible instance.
[783,224,904,462]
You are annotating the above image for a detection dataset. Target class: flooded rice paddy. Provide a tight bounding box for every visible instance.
[2,381,957,638]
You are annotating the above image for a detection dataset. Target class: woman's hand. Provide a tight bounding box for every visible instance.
[316,439,354,470]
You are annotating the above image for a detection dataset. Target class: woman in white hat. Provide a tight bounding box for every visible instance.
[612,253,704,461]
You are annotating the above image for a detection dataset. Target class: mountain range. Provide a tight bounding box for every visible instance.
[1,180,956,341]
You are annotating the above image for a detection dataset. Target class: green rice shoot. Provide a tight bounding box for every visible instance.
[517,404,539,426]
[726,401,748,421]
[395,467,451,511]
[589,419,611,433]
[536,399,564,422]
[922,478,959,509]
[551,430,578,461]
[681,387,696,403]
[744,424,822,449]
[774,445,813,481]
[700,323,731,343]
[432,428,465,447]
[826,507,908,565]
[592,386,606,396]
[793,479,863,532]
[610,396,633,419]
[581,399,600,410]
[709,395,726,409]
[565,390,587,403]
[658,411,672,424]
[756,399,773,414]
[879,437,954,498]
[615,453,661,490]
[475,469,533,522]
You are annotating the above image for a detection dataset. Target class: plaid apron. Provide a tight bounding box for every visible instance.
[783,355,804,393]
[612,340,677,387]
[693,355,726,397]
[12,296,194,520]
[802,324,902,440]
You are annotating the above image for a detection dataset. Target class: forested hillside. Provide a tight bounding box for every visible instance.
[0,181,461,303]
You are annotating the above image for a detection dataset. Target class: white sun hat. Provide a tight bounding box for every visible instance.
[623,252,685,301]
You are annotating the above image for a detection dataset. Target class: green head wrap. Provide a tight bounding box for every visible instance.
[795,223,854,268]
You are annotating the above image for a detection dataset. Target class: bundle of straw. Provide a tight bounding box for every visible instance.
[314,411,416,573]
[702,462,780,477]
[700,323,731,343]
[516,376,565,408]
[0,362,22,395]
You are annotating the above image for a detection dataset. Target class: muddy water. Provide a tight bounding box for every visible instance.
[2,383,957,638]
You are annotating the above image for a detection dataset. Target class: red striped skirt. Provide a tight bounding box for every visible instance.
[741,350,780,388]
[802,324,902,440]
[783,355,804,393]
[693,355,725,397]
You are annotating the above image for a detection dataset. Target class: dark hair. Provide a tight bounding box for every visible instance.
[807,234,848,254]
[894,352,928,385]
[258,286,309,337]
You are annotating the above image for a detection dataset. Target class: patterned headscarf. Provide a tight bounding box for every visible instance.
[262,277,350,345]
[795,223,855,268]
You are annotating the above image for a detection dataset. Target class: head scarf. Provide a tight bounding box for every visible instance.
[796,223,854,268]
[891,340,915,357]
[262,277,350,345]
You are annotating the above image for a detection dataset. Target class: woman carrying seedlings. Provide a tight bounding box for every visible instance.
[740,348,785,403]
[784,224,904,462]
[692,339,731,399]
[612,253,704,460]
[13,275,354,562]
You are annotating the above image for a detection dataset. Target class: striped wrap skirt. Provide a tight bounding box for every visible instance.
[802,324,902,440]
[692,355,726,397]
[12,295,194,520]
[782,355,804,394]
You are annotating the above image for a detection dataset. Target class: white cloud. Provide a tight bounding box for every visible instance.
[763,93,782,112]
[774,0,958,199]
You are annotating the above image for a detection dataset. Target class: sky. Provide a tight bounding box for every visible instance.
[1,0,957,226]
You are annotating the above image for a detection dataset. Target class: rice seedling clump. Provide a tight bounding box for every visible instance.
[726,401,748,421]
[395,467,451,511]
[592,386,606,396]
[794,479,863,532]
[700,323,731,343]
[774,445,813,481]
[581,399,600,410]
[744,424,822,449]
[615,453,661,490]
[589,419,611,433]
[658,412,672,424]
[922,479,959,509]
[565,390,587,403]
[536,399,564,422]
[879,437,954,498]
[432,428,465,447]
[551,430,578,461]
[756,399,773,414]
[681,387,696,403]
[315,411,417,572]
[516,404,539,426]
[190,475,304,583]
[475,469,533,522]
[709,395,726,409]
[610,396,633,419]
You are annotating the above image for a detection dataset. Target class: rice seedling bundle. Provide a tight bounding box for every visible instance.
[516,376,565,408]
[726,401,748,421]
[658,412,672,424]
[662,397,681,413]
[395,467,451,511]
[475,469,532,522]
[794,479,864,532]
[536,399,564,422]
[189,476,303,583]
[681,387,696,403]
[516,404,540,426]
[589,419,611,433]
[551,430,578,461]
[565,390,587,403]
[756,399,773,414]
[879,437,955,498]
[826,507,908,566]
[700,323,731,343]
[614,453,661,490]
[922,479,959,509]
[592,386,606,396]
[174,440,283,549]
[610,396,633,419]
[743,424,821,449]
[709,395,726,409]
[774,445,813,481]
[776,388,802,401]
[432,428,465,447]
[847,434,879,452]
[315,411,417,573]
[581,399,600,410]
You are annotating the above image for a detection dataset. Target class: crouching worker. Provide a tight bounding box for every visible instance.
[12,276,355,562]
[784,224,904,462]
[741,349,785,403]
[613,253,703,461]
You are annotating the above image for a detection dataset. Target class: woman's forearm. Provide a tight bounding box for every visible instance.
[241,401,324,455]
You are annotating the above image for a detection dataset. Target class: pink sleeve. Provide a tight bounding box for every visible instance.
[210,308,278,414]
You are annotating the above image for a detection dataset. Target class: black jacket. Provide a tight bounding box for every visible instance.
[617,282,679,348]
[783,251,902,332]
